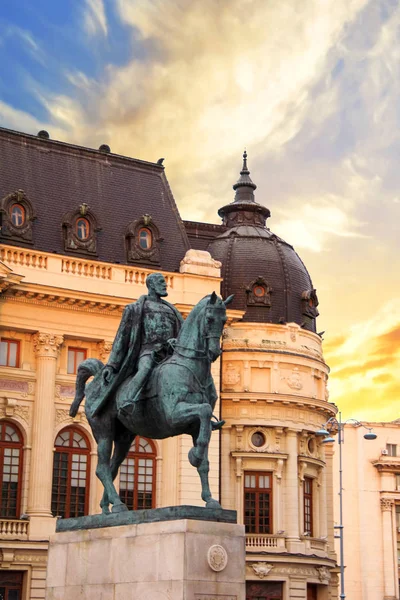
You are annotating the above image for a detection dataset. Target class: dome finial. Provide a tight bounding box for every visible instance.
[233,149,257,193]
[241,149,249,174]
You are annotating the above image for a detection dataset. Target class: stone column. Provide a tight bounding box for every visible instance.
[381,497,396,600]
[235,457,244,525]
[27,333,63,538]
[285,429,301,551]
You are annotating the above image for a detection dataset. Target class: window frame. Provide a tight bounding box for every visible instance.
[67,347,88,375]
[387,444,397,457]
[303,476,313,536]
[244,471,273,534]
[0,420,24,519]
[119,437,157,511]
[51,427,91,519]
[10,203,25,227]
[75,217,90,241]
[138,227,153,250]
[0,338,20,368]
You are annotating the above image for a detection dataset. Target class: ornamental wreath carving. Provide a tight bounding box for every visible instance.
[251,562,273,578]
[207,545,228,572]
[282,367,303,390]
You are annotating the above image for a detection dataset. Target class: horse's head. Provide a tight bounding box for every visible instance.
[202,292,234,362]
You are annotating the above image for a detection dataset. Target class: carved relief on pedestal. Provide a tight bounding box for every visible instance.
[251,562,273,578]
[222,362,242,390]
[207,545,228,572]
[32,333,64,358]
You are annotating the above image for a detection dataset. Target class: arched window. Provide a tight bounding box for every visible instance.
[10,204,25,227]
[119,437,156,510]
[138,228,152,250]
[0,421,24,518]
[76,218,90,240]
[51,428,90,518]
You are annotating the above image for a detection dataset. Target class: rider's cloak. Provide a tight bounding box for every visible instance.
[85,295,183,417]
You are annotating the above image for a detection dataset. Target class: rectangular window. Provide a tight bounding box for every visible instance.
[387,444,397,457]
[304,477,313,536]
[0,339,20,368]
[244,471,272,534]
[67,348,87,375]
[396,474,400,492]
[396,504,400,530]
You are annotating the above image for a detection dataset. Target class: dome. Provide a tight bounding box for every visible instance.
[208,152,319,331]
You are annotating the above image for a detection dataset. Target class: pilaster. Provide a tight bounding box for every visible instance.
[380,497,397,600]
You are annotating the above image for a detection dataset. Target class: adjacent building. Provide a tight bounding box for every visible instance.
[0,126,338,600]
[332,421,400,600]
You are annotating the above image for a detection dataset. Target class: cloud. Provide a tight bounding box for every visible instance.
[0,25,46,66]
[324,300,400,420]
[83,0,108,37]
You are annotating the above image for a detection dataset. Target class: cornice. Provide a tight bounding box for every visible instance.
[372,458,400,472]
[232,451,288,460]
[221,391,337,415]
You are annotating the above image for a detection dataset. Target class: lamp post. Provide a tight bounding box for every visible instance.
[315,412,377,600]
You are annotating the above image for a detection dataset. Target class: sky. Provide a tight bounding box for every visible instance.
[0,0,399,422]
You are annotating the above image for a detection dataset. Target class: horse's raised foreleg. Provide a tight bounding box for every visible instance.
[96,437,128,514]
[169,402,212,468]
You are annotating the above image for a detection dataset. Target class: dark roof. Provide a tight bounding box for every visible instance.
[184,220,227,252]
[207,152,318,331]
[0,127,189,271]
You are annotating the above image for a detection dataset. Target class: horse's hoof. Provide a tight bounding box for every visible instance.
[112,503,129,514]
[206,499,222,510]
[101,506,111,515]
[211,419,225,431]
[188,448,202,468]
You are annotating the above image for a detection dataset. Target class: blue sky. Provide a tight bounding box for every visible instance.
[0,0,399,420]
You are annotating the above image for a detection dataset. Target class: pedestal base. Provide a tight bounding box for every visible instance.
[46,518,245,600]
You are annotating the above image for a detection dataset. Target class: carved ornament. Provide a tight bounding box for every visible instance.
[316,566,331,584]
[246,277,273,307]
[0,400,30,423]
[380,497,394,512]
[97,340,112,362]
[207,545,228,572]
[32,333,64,358]
[282,367,303,391]
[223,362,241,388]
[251,562,273,578]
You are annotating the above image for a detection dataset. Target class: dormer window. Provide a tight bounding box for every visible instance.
[76,218,90,240]
[246,277,272,307]
[10,204,25,227]
[0,189,36,244]
[138,228,152,250]
[125,216,161,266]
[62,205,100,257]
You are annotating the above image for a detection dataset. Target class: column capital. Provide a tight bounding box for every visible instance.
[380,497,394,512]
[33,332,64,358]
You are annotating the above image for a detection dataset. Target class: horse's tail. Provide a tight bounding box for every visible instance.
[69,358,104,417]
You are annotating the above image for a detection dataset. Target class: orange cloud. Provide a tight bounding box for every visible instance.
[323,306,400,421]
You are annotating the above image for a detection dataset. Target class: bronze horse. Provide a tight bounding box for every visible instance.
[70,292,232,514]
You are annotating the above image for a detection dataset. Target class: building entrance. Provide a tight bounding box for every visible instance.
[0,571,23,600]
[246,581,283,599]
[307,583,318,600]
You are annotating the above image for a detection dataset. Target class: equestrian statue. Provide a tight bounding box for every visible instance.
[69,272,233,515]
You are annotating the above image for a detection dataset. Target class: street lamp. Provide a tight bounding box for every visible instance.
[315,412,377,600]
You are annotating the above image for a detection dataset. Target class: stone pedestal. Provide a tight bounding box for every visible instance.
[45,517,245,600]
